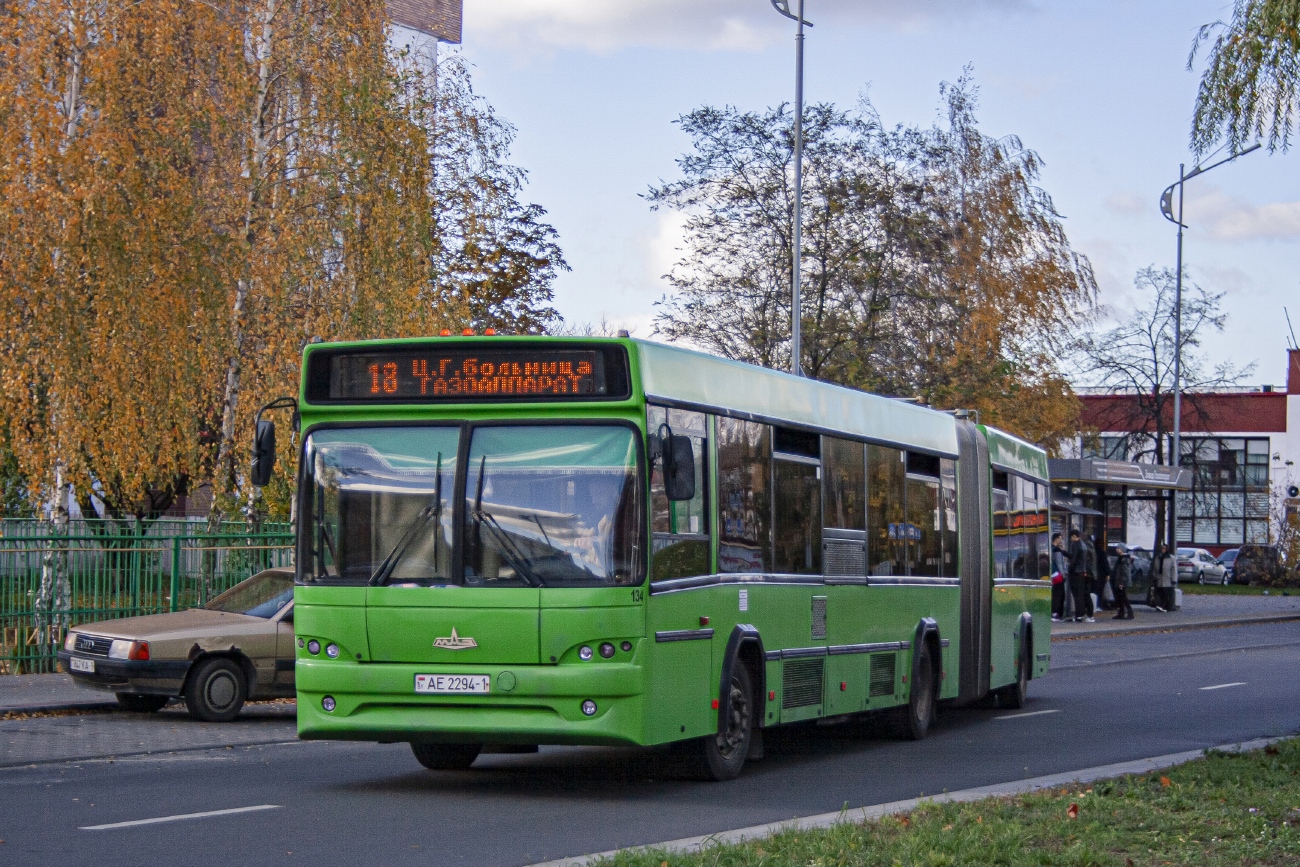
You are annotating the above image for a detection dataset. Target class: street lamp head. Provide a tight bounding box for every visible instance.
[770,0,813,26]
[1159,185,1177,224]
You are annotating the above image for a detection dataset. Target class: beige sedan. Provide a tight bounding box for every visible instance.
[58,569,296,721]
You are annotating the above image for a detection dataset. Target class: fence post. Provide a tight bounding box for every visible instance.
[170,536,181,613]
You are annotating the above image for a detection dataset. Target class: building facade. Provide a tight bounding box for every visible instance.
[1074,349,1300,555]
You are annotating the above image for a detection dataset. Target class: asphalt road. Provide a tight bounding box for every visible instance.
[3,621,1299,867]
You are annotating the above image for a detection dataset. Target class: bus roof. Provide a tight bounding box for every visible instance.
[978,424,1050,480]
[635,339,960,457]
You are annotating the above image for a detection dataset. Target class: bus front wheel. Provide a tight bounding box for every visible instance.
[410,742,481,771]
[699,663,753,782]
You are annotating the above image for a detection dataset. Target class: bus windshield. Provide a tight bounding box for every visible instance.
[464,425,642,588]
[301,424,643,588]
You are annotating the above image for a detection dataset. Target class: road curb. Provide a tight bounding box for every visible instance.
[1051,612,1300,641]
[524,735,1291,867]
[0,701,118,716]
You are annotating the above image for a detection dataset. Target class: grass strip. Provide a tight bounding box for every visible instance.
[1179,584,1294,598]
[600,739,1300,867]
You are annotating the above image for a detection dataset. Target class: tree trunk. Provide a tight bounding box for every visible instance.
[212,0,279,533]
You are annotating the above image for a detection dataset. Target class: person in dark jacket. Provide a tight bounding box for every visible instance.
[1111,543,1135,620]
[1067,529,1094,622]
[1092,534,1113,611]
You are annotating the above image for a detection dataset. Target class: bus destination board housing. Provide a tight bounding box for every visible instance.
[306,342,631,403]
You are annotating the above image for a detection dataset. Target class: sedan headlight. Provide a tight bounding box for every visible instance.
[108,640,150,661]
[64,632,78,652]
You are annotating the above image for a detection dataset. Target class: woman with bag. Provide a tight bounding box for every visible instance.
[1050,533,1068,621]
[1151,542,1177,612]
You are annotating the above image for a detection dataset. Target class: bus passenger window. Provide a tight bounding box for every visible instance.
[649,406,710,580]
[940,459,958,577]
[822,438,867,577]
[717,418,770,573]
[905,452,941,578]
[823,438,866,531]
[773,427,821,575]
[992,470,1011,580]
[867,445,905,576]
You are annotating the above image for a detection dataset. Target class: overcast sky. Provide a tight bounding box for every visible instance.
[440,0,1299,384]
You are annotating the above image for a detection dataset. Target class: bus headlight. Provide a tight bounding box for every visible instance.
[581,700,597,716]
[578,645,593,661]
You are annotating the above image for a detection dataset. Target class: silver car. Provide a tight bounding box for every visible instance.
[1177,548,1227,585]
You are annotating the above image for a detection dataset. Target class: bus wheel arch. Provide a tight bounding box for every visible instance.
[997,614,1033,709]
[699,625,764,781]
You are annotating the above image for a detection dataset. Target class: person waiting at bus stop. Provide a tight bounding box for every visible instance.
[1092,534,1113,611]
[1067,529,1095,622]
[1110,544,1135,620]
[1151,543,1177,612]
[1050,533,1069,621]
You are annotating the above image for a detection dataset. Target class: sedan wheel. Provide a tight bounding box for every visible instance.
[184,657,247,722]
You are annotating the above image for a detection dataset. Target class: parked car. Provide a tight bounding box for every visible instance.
[1177,547,1228,585]
[58,568,296,721]
[1234,544,1284,585]
[1218,547,1240,582]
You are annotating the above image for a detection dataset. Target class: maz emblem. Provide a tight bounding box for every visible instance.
[433,628,478,650]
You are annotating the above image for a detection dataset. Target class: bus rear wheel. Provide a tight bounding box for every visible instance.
[997,640,1030,709]
[699,663,753,782]
[900,642,937,740]
[410,742,482,771]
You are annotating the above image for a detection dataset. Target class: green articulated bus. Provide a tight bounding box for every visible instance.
[282,335,1052,781]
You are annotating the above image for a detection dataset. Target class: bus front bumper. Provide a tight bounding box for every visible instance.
[295,659,648,747]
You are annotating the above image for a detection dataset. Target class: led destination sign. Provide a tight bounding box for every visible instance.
[321,347,617,402]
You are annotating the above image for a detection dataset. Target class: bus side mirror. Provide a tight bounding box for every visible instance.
[661,432,695,502]
[251,419,276,487]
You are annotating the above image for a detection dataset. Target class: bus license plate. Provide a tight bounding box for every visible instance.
[70,657,95,673]
[414,674,489,694]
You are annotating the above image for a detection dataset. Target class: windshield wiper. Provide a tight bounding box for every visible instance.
[369,453,445,586]
[468,455,543,587]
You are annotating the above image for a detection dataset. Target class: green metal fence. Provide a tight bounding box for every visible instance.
[0,532,294,674]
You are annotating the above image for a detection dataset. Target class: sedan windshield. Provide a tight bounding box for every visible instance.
[206,571,294,617]
[300,424,643,587]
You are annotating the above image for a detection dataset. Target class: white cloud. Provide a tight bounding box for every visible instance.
[464,0,1030,53]
[1102,191,1148,218]
[642,209,690,284]
[1192,187,1300,241]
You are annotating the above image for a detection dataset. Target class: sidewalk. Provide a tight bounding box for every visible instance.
[1051,590,1300,639]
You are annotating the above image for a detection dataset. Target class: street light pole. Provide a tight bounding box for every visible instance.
[1158,141,1260,549]
[771,0,812,376]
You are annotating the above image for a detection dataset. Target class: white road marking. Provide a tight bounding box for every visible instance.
[80,804,281,830]
[1199,682,1247,691]
[995,709,1060,720]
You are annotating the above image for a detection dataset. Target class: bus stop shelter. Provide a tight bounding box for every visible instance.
[1048,458,1193,549]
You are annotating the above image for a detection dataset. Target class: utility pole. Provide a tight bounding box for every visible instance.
[1158,141,1260,548]
[770,0,812,376]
